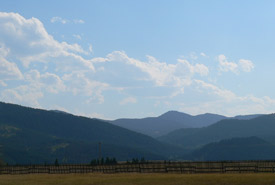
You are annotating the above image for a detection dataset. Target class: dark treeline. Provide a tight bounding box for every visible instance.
[90,157,147,166]
[127,157,147,164]
[90,157,118,165]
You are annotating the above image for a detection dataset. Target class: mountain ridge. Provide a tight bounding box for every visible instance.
[183,136,275,161]
[158,114,275,149]
[0,101,182,164]
[110,111,263,137]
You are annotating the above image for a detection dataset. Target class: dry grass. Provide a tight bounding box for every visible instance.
[1,173,275,185]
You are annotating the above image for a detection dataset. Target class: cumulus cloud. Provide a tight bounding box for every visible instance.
[239,59,254,72]
[0,57,23,80]
[96,51,209,89]
[200,52,208,57]
[0,12,93,70]
[51,16,68,24]
[0,80,7,87]
[0,43,23,80]
[218,54,238,73]
[0,68,67,107]
[0,12,110,106]
[218,54,254,74]
[194,79,236,101]
[1,11,271,119]
[50,17,84,24]
[73,19,85,24]
[189,79,275,116]
[0,43,9,56]
[62,71,109,104]
[88,44,93,53]
[177,59,209,76]
[73,34,81,40]
[120,97,137,105]
[25,70,66,94]
[190,52,198,60]
[1,84,43,107]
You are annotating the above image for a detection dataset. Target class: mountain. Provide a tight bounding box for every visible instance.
[183,136,275,161]
[0,102,182,164]
[158,114,275,149]
[110,111,227,137]
[110,111,262,138]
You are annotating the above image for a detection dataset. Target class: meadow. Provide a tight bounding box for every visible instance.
[1,173,275,185]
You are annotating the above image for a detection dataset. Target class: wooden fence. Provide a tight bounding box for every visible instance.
[1,161,275,175]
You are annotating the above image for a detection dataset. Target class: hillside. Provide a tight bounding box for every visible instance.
[158,114,275,148]
[111,111,263,138]
[183,137,275,161]
[111,111,227,137]
[0,102,182,164]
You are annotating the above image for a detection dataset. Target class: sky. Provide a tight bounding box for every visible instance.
[1,0,275,119]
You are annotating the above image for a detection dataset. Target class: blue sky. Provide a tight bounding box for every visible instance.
[1,0,275,119]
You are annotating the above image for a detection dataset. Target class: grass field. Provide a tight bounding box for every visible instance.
[1,173,275,185]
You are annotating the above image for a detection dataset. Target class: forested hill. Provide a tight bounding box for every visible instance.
[0,102,181,164]
[111,111,227,137]
[111,111,262,138]
[158,114,275,148]
[183,136,275,161]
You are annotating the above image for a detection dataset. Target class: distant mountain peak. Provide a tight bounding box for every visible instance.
[159,110,190,118]
[112,110,230,137]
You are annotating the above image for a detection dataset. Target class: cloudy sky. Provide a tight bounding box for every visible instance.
[1,0,275,119]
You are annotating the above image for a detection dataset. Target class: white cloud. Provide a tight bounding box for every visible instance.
[194,79,236,101]
[1,69,66,106]
[0,12,94,70]
[25,70,66,94]
[0,80,7,87]
[73,34,81,40]
[218,54,238,73]
[62,71,109,104]
[177,59,209,76]
[187,79,275,116]
[218,54,254,74]
[0,57,23,80]
[190,52,198,60]
[1,12,270,119]
[0,43,23,80]
[99,51,209,89]
[239,59,254,72]
[50,17,85,24]
[200,52,208,57]
[51,16,68,24]
[1,84,43,107]
[73,19,85,24]
[120,97,137,105]
[88,44,93,53]
[0,43,9,56]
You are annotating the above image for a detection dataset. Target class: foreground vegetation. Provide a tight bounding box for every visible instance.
[1,173,275,185]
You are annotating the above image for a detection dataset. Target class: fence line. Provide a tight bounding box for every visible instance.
[1,161,275,175]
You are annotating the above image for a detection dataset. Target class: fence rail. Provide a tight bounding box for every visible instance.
[1,161,275,175]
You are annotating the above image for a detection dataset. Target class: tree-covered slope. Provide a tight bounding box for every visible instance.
[111,111,262,138]
[111,111,227,137]
[158,114,275,148]
[183,137,275,161]
[0,102,181,164]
